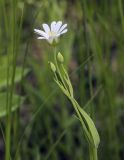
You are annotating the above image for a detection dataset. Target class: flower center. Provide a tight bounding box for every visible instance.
[48,31,56,37]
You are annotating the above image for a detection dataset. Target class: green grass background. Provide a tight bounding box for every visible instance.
[0,0,124,160]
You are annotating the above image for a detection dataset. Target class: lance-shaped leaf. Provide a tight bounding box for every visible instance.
[74,99,100,148]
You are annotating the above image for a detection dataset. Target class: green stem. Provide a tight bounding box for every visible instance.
[89,146,98,160]
[53,47,67,90]
[5,119,11,160]
[118,0,124,33]
[5,0,17,160]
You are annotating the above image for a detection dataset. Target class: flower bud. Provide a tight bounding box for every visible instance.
[49,62,56,72]
[57,52,64,63]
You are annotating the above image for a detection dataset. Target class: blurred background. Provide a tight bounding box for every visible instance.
[0,0,124,160]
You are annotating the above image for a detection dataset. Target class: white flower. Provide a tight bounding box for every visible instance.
[34,21,68,45]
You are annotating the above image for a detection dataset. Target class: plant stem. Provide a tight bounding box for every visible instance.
[118,0,124,33]
[53,47,67,90]
[5,0,17,159]
[89,146,98,160]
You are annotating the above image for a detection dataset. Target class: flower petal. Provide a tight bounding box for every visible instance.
[34,29,48,39]
[42,24,50,33]
[58,24,67,33]
[51,21,56,32]
[37,37,46,39]
[60,29,68,35]
[55,21,62,32]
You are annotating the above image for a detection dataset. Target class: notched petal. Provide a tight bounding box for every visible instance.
[42,24,50,33]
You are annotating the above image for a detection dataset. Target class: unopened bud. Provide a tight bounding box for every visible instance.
[57,52,64,63]
[49,62,56,72]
